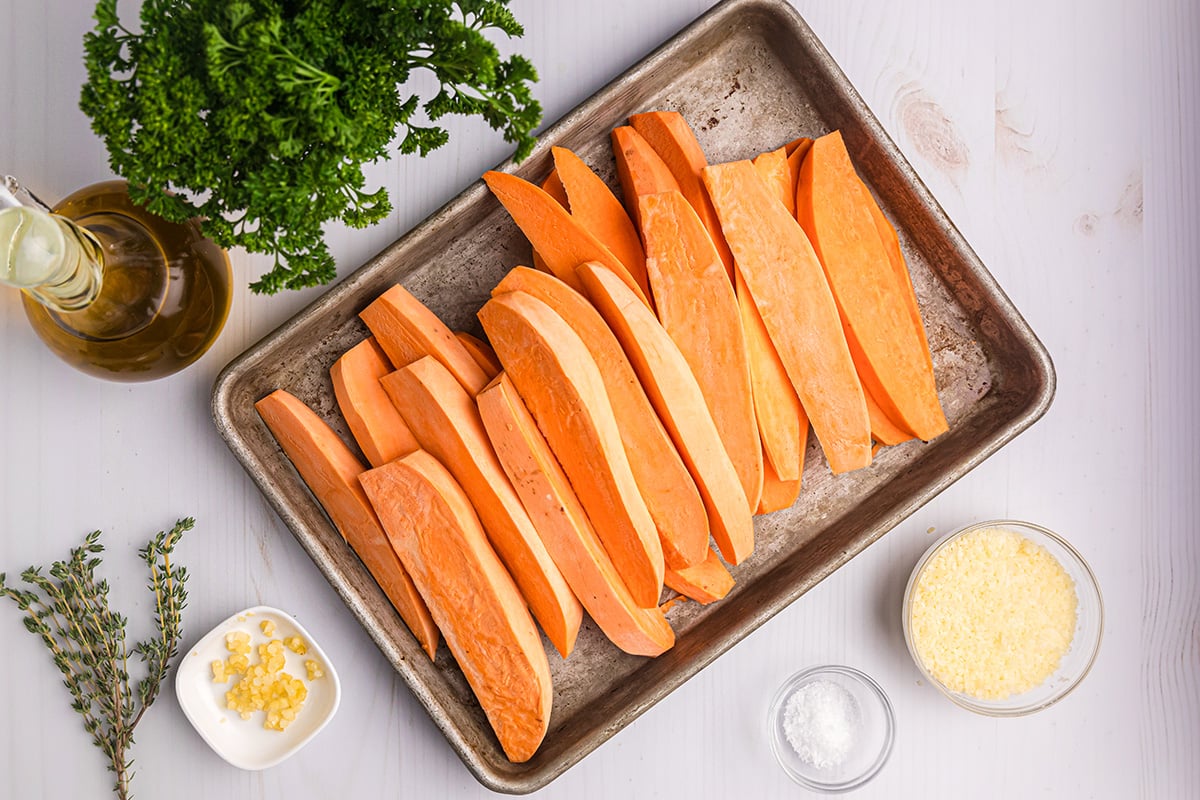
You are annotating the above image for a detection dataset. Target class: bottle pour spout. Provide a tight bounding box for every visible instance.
[0,176,104,308]
[1,175,53,212]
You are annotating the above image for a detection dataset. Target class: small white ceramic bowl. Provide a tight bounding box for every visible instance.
[176,605,341,770]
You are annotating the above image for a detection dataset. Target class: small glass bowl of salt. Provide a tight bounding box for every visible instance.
[767,665,895,792]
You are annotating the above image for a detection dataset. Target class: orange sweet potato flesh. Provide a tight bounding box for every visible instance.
[483,170,651,307]
[330,337,419,468]
[551,146,651,300]
[786,136,813,188]
[454,331,502,380]
[610,125,684,232]
[478,374,675,657]
[639,191,763,512]
[380,357,581,658]
[796,131,948,442]
[359,452,551,763]
[627,111,736,280]
[757,456,803,514]
[866,388,916,446]
[664,548,734,605]
[734,265,806,483]
[254,390,439,660]
[360,284,489,395]
[577,262,754,566]
[478,291,665,608]
[860,180,934,363]
[752,147,794,215]
[703,159,872,474]
[491,267,708,570]
[531,170,570,274]
[857,180,925,446]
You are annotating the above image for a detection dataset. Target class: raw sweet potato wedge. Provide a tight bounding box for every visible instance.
[359,451,551,763]
[639,191,763,512]
[491,267,709,571]
[664,548,734,605]
[610,125,684,233]
[734,265,806,484]
[751,146,795,215]
[577,262,754,566]
[757,457,803,514]
[330,337,419,467]
[454,331,502,380]
[703,159,872,474]
[479,374,675,657]
[254,389,439,660]
[483,170,651,307]
[530,169,569,274]
[551,146,650,300]
[795,131,947,442]
[478,291,665,608]
[627,110,736,280]
[381,357,581,658]
[360,284,489,395]
[785,136,813,188]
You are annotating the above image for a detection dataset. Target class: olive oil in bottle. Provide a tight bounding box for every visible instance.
[0,177,231,381]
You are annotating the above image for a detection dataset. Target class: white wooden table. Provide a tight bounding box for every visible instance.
[2,1,1196,797]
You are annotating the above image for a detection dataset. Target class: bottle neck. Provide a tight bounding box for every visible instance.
[0,203,106,312]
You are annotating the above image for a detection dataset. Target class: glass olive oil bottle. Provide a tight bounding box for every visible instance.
[0,177,231,381]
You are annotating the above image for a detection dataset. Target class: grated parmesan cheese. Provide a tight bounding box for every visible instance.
[909,527,1078,700]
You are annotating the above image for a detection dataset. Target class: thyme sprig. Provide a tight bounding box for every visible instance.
[0,518,194,800]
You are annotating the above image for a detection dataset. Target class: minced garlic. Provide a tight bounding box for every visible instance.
[909,527,1077,700]
[210,625,319,731]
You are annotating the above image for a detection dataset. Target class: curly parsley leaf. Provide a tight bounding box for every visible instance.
[80,0,542,294]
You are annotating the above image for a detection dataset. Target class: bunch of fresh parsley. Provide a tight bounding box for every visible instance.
[80,0,542,294]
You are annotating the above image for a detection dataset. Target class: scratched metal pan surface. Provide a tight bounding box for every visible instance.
[211,0,1054,792]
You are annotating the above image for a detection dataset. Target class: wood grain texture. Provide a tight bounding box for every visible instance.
[0,1,1195,798]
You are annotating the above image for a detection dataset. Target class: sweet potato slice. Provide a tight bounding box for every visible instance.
[492,267,708,570]
[478,291,665,608]
[330,337,419,467]
[795,131,947,442]
[483,170,651,307]
[577,263,754,565]
[859,180,933,360]
[610,125,683,232]
[380,357,581,658]
[757,457,803,514]
[734,265,806,483]
[479,374,675,657]
[752,146,794,215]
[866,388,916,446]
[639,191,763,512]
[786,136,813,188]
[254,390,439,660]
[626,111,735,280]
[703,159,872,474]
[454,331,502,379]
[664,548,734,605]
[360,284,489,395]
[551,146,650,300]
[531,170,570,274]
[359,452,551,763]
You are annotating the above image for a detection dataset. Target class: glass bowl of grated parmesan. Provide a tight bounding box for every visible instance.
[902,520,1103,716]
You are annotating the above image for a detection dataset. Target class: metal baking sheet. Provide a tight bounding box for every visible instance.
[211,0,1054,792]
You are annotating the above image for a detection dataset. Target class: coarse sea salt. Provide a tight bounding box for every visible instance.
[782,678,861,770]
